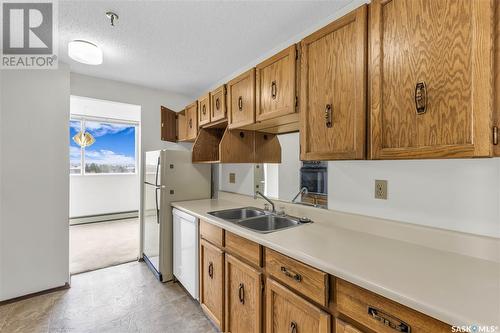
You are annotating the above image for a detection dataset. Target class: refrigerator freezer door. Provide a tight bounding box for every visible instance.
[144,150,161,186]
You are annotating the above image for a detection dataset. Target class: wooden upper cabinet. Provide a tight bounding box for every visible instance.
[266,278,330,333]
[369,0,495,159]
[300,5,367,160]
[198,93,211,127]
[160,106,177,142]
[211,85,227,123]
[225,254,262,333]
[183,101,198,141]
[256,45,297,122]
[228,68,256,129]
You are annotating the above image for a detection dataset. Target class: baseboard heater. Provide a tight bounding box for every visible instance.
[69,210,139,225]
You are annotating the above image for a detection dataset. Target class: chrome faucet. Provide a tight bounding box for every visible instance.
[254,191,275,213]
[291,187,309,203]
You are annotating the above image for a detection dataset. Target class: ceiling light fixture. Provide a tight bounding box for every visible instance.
[68,40,103,65]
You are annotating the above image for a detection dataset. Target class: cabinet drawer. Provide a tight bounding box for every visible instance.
[266,278,330,333]
[336,318,364,333]
[265,248,328,306]
[336,279,450,333]
[225,232,262,267]
[200,219,224,247]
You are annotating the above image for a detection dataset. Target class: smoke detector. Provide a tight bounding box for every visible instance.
[106,11,119,26]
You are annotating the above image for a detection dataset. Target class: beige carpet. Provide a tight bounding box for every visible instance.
[70,218,139,274]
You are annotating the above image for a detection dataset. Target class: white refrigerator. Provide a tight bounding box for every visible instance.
[142,150,210,282]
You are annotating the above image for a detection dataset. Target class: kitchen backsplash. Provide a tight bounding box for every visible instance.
[218,158,500,238]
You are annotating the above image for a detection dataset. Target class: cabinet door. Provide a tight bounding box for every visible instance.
[369,0,494,159]
[211,85,227,122]
[228,68,256,129]
[200,239,224,331]
[336,319,364,333]
[256,45,296,122]
[198,93,211,126]
[177,111,188,141]
[495,0,500,156]
[185,102,198,141]
[225,254,262,333]
[266,278,330,333]
[160,106,177,142]
[300,6,367,160]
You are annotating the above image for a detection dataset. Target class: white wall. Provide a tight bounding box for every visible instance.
[328,159,500,238]
[70,95,141,122]
[219,164,255,196]
[0,65,70,301]
[277,133,300,201]
[70,73,192,153]
[69,175,139,217]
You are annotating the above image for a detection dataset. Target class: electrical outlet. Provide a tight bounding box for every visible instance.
[375,180,388,200]
[229,173,236,184]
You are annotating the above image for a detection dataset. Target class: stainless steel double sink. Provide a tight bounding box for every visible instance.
[207,207,311,234]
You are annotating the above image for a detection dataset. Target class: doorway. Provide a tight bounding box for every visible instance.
[69,96,141,274]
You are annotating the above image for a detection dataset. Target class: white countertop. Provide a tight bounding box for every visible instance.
[172,197,500,327]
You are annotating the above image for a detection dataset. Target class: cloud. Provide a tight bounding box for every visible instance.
[84,122,133,138]
[69,146,81,162]
[85,149,135,166]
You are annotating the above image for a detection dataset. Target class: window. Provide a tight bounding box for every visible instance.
[69,119,137,175]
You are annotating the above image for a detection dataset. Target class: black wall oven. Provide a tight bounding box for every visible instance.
[300,161,327,195]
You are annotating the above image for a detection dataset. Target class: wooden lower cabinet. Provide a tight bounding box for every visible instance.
[266,278,331,333]
[336,319,364,333]
[200,239,225,331]
[225,254,262,333]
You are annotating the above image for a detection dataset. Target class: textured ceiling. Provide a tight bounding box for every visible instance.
[59,1,354,98]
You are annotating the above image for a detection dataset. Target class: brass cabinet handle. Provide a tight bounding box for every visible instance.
[202,104,206,115]
[415,82,427,115]
[368,307,411,333]
[325,104,332,128]
[238,96,243,111]
[271,80,277,99]
[215,97,220,111]
[280,266,302,282]
[208,262,213,279]
[493,126,498,145]
[238,283,245,304]
[189,118,192,129]
[290,321,297,333]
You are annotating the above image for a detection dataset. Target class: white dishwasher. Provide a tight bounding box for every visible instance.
[172,208,199,300]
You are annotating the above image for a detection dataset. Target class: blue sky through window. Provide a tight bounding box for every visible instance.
[69,120,136,174]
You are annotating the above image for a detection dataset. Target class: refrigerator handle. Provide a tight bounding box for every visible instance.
[155,156,160,187]
[155,187,160,224]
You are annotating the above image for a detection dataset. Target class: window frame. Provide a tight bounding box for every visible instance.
[69,115,139,176]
